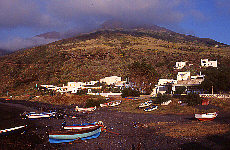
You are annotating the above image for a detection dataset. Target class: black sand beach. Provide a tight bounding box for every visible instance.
[0,99,230,150]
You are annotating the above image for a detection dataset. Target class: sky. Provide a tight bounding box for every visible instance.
[0,0,230,51]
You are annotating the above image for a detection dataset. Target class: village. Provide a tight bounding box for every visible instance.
[1,58,230,150]
[39,58,219,98]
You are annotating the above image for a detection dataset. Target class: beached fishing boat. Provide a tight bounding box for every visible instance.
[161,100,172,105]
[195,112,218,121]
[144,105,158,111]
[26,112,55,119]
[63,121,103,130]
[139,100,152,108]
[100,103,109,107]
[49,126,102,143]
[108,100,121,107]
[0,125,26,135]
[75,106,96,112]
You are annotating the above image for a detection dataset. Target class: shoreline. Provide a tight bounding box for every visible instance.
[0,99,229,149]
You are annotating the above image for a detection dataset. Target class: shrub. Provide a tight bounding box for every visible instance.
[85,98,106,108]
[155,93,171,104]
[121,88,140,98]
[174,86,186,94]
[184,93,202,106]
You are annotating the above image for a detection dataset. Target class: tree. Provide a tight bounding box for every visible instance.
[174,86,186,94]
[199,66,230,93]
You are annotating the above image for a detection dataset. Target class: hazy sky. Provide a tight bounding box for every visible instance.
[0,0,230,50]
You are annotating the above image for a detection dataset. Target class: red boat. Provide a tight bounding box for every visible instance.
[195,112,218,121]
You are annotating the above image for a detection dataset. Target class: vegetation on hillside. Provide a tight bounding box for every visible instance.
[200,66,230,93]
[0,29,229,95]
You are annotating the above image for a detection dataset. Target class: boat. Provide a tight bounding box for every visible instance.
[139,100,152,108]
[49,125,102,143]
[26,113,50,119]
[144,105,158,111]
[107,101,121,107]
[100,103,109,107]
[75,106,96,112]
[195,112,218,121]
[0,125,26,135]
[161,100,172,105]
[63,121,103,130]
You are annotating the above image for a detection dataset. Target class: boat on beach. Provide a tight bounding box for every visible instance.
[0,125,26,135]
[26,112,56,119]
[139,100,152,108]
[195,112,218,121]
[63,121,103,130]
[49,125,102,143]
[144,105,158,111]
[75,106,96,112]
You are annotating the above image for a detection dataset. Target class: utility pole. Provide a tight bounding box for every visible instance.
[212,86,213,95]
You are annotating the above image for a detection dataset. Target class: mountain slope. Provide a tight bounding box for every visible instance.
[0,29,229,95]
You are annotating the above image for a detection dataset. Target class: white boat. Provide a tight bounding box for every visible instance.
[26,113,51,119]
[161,100,172,105]
[63,121,103,130]
[144,105,158,111]
[0,125,26,134]
[75,106,96,112]
[100,103,109,107]
[195,112,218,121]
[139,101,152,108]
[108,101,121,107]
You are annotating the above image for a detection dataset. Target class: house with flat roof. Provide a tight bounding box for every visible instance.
[174,61,187,69]
[201,59,217,67]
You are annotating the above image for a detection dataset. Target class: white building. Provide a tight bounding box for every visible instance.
[40,85,57,90]
[177,72,191,81]
[201,59,217,67]
[158,79,177,85]
[151,79,177,96]
[100,76,122,85]
[174,61,186,69]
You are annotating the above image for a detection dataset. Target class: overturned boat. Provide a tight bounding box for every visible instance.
[195,112,218,121]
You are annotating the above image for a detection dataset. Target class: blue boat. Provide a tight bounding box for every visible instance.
[144,105,158,111]
[49,126,102,143]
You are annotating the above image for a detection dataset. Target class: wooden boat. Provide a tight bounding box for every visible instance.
[195,112,218,121]
[26,112,55,119]
[63,121,103,130]
[161,100,172,105]
[144,105,158,111]
[100,103,109,107]
[49,126,102,143]
[108,100,121,107]
[0,125,26,135]
[75,106,96,112]
[139,100,152,108]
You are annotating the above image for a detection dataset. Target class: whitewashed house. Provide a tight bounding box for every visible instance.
[177,72,191,81]
[151,79,177,96]
[201,59,217,67]
[174,61,187,69]
[100,76,122,85]
[40,85,57,90]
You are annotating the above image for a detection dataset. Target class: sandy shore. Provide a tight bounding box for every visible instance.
[0,98,229,150]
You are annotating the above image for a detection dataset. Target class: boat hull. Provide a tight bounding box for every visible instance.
[195,112,217,121]
[49,127,101,140]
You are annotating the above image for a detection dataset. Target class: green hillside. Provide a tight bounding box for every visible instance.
[0,29,229,95]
